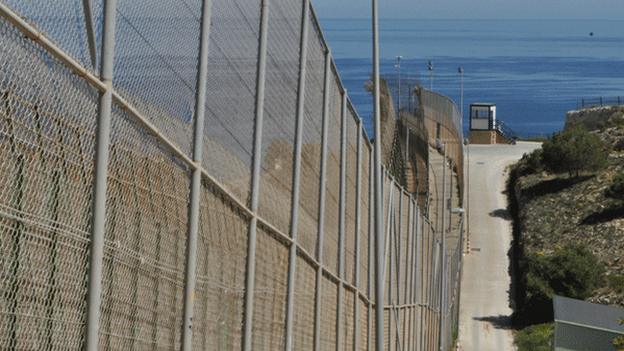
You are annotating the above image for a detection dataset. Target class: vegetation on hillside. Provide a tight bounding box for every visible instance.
[509,125,624,344]
[607,173,624,200]
[514,323,553,351]
[541,126,609,176]
[517,245,604,324]
[614,319,624,350]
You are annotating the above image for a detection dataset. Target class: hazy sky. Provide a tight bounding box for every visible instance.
[312,0,624,20]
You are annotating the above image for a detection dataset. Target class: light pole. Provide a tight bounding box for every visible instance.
[439,143,446,351]
[372,0,385,349]
[458,66,464,127]
[458,67,470,255]
[428,60,434,91]
[465,137,470,254]
[395,55,402,114]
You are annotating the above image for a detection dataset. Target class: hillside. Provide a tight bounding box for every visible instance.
[509,116,624,316]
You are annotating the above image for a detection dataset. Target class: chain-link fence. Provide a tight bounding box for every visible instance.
[416,88,464,200]
[0,0,464,350]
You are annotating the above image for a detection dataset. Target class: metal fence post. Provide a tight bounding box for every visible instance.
[383,178,395,350]
[180,1,212,348]
[419,216,426,351]
[405,195,414,351]
[80,0,97,70]
[337,90,348,350]
[84,0,117,349]
[372,0,386,348]
[285,0,311,348]
[405,124,409,165]
[367,149,374,351]
[242,1,270,350]
[439,145,447,351]
[314,48,332,351]
[394,190,404,350]
[415,211,420,351]
[354,118,363,350]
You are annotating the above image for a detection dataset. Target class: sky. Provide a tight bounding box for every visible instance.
[312,0,624,20]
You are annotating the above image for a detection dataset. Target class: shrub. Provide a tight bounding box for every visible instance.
[515,323,553,351]
[608,274,624,294]
[519,148,544,174]
[542,127,609,176]
[545,245,604,298]
[606,173,624,200]
[614,319,624,349]
[518,245,604,324]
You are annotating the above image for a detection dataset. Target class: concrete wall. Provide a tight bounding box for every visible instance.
[469,130,496,144]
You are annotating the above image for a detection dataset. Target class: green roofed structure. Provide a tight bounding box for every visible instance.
[553,295,624,351]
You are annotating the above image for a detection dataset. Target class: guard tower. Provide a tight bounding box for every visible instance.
[469,103,496,131]
[469,103,509,144]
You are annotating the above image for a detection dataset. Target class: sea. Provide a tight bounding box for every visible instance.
[317,18,624,137]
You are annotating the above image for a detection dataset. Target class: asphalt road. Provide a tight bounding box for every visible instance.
[457,142,541,351]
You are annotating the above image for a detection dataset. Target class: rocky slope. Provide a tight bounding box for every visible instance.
[510,123,624,307]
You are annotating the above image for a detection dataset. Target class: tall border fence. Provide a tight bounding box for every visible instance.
[0,1,463,350]
[418,88,464,198]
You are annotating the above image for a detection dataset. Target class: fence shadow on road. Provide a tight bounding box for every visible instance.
[472,314,514,330]
[489,208,512,221]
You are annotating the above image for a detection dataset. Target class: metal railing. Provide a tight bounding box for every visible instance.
[0,1,463,350]
[495,120,517,144]
[578,96,623,109]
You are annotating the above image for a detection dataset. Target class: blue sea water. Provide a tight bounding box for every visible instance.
[317,18,624,137]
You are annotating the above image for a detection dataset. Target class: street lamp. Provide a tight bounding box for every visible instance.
[395,55,402,114]
[372,0,385,350]
[458,66,464,125]
[428,60,434,91]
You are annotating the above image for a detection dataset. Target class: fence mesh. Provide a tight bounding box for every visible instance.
[323,74,343,276]
[201,0,261,204]
[99,103,190,350]
[345,111,358,285]
[293,255,316,350]
[296,10,325,257]
[192,181,249,351]
[0,0,465,349]
[320,275,339,348]
[3,0,103,72]
[252,226,288,350]
[0,17,97,350]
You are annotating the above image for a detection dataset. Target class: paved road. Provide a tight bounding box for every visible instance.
[457,142,540,351]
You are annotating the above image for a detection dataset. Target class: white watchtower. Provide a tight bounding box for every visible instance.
[469,103,496,131]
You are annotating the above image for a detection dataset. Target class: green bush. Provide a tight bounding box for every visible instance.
[515,323,553,351]
[614,319,624,349]
[608,274,624,294]
[542,127,609,176]
[519,148,544,174]
[518,245,604,324]
[606,173,624,200]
